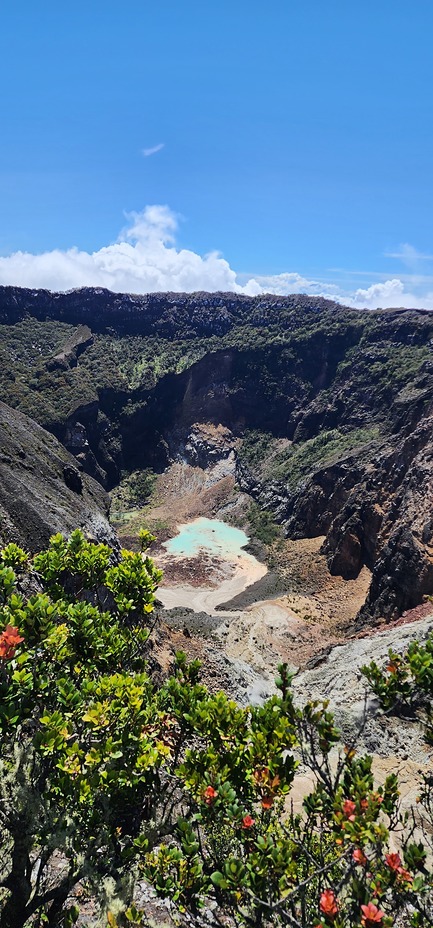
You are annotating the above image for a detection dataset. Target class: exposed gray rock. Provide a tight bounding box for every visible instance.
[292,615,433,765]
[237,417,433,624]
[45,324,93,371]
[63,463,83,494]
[0,401,116,552]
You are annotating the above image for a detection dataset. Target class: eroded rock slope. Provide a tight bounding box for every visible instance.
[0,401,115,552]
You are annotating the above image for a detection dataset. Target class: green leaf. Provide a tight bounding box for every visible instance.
[210,871,228,889]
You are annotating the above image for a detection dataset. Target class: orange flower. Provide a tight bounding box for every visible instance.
[261,795,274,810]
[360,902,384,926]
[319,889,338,919]
[253,767,270,785]
[385,852,402,872]
[242,814,255,828]
[397,867,412,883]
[0,625,24,661]
[385,852,412,882]
[353,848,368,867]
[254,767,280,809]
[343,799,356,821]
[203,786,218,805]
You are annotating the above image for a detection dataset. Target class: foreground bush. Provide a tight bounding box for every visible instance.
[0,531,431,928]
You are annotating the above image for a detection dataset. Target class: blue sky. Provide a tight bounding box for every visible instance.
[1,0,433,307]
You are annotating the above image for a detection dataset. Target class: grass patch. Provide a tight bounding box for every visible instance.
[110,469,158,521]
[239,426,380,491]
[247,502,282,546]
[273,426,380,489]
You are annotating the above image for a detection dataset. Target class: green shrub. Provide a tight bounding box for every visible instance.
[0,533,431,927]
[362,633,433,740]
[247,502,282,545]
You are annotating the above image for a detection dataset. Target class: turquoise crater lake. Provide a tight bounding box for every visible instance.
[163,517,250,559]
[159,516,267,612]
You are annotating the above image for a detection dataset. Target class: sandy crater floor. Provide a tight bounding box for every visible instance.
[156,513,372,677]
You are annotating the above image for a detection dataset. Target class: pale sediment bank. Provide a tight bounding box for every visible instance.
[158,552,267,614]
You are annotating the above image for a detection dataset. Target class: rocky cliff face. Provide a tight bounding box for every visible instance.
[236,421,433,624]
[1,285,433,621]
[0,401,115,553]
[0,285,342,335]
[291,612,433,823]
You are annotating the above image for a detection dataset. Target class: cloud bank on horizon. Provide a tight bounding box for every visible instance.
[0,205,431,311]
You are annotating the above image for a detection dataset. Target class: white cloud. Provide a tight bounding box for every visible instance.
[142,143,165,157]
[350,279,406,308]
[0,205,433,310]
[345,278,433,310]
[244,272,342,301]
[0,206,244,294]
[385,243,433,264]
[120,205,178,244]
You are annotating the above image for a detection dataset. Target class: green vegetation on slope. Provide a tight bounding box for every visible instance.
[247,501,283,545]
[0,320,124,429]
[336,341,432,398]
[1,304,431,436]
[1,296,433,502]
[109,468,162,548]
[239,426,380,490]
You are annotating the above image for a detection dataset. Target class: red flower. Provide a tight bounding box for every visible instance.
[385,851,412,881]
[385,852,402,872]
[203,786,218,805]
[242,814,255,829]
[353,848,368,867]
[319,889,338,919]
[343,799,356,821]
[360,902,385,926]
[0,625,24,661]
